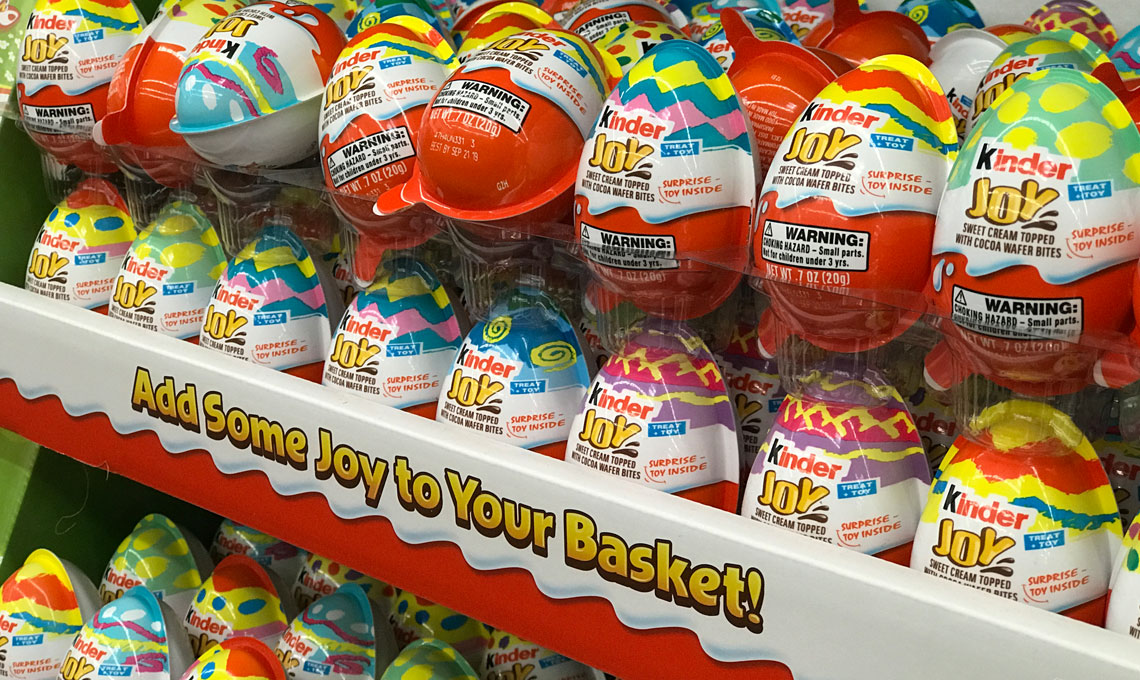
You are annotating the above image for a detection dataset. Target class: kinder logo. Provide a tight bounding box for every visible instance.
[299,571,335,596]
[799,102,882,129]
[214,284,262,311]
[445,344,515,409]
[488,647,538,667]
[214,534,251,555]
[587,384,656,419]
[982,55,1042,85]
[1102,452,1140,481]
[30,12,79,31]
[974,142,1074,181]
[941,483,1034,529]
[726,369,776,396]
[766,436,848,480]
[457,343,521,379]
[102,569,142,590]
[598,105,674,140]
[72,637,108,662]
[124,256,171,282]
[40,231,81,251]
[281,629,314,658]
[185,609,230,637]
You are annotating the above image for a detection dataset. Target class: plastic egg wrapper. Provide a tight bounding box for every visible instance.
[276,584,398,680]
[183,554,290,657]
[100,514,213,616]
[388,594,489,672]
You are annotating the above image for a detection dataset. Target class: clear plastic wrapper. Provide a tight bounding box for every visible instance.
[100,514,213,616]
[183,554,292,656]
[388,593,490,671]
[275,584,399,680]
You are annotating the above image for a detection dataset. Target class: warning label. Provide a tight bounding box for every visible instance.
[580,222,678,270]
[761,219,869,271]
[21,103,94,135]
[433,79,530,133]
[326,126,414,187]
[574,11,631,41]
[951,286,1083,341]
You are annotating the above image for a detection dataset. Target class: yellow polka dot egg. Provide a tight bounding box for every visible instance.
[379,638,478,680]
[100,514,212,618]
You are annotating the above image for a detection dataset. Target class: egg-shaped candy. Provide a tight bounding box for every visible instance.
[697,5,797,71]
[565,320,739,511]
[964,29,1108,135]
[927,68,1140,396]
[95,0,246,187]
[276,585,398,680]
[100,514,212,615]
[1027,0,1116,51]
[594,20,688,76]
[927,28,1006,143]
[437,288,590,458]
[0,550,101,680]
[375,29,610,230]
[183,555,290,656]
[25,178,136,312]
[179,637,285,680]
[718,319,783,479]
[380,639,476,680]
[63,586,195,680]
[484,631,604,680]
[752,55,955,356]
[388,595,489,671]
[199,226,338,379]
[108,199,227,339]
[800,0,928,65]
[575,40,754,320]
[323,257,463,419]
[210,521,308,587]
[292,554,397,615]
[16,0,144,173]
[911,401,1121,624]
[562,0,682,44]
[320,16,455,250]
[896,0,982,45]
[741,364,930,563]
[171,0,346,168]
[722,8,837,178]
[455,2,558,60]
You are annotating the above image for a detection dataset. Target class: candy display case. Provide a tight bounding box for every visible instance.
[6,0,1140,678]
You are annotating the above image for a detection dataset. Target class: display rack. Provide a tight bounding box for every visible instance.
[1,283,1138,680]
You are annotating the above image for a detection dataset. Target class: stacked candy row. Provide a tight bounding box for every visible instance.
[0,515,607,680]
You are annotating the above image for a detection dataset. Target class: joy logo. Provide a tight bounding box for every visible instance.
[58,651,97,680]
[783,126,860,169]
[27,248,68,281]
[21,31,68,64]
[202,303,249,342]
[324,66,371,107]
[203,15,257,39]
[112,276,158,311]
[488,35,548,61]
[328,333,385,371]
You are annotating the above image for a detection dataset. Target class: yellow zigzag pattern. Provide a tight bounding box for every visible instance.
[783,395,917,440]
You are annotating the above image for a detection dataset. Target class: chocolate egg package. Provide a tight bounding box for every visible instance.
[180,637,286,680]
[25,178,136,311]
[62,586,195,680]
[100,514,213,615]
[926,68,1140,397]
[292,554,397,615]
[752,54,956,357]
[740,352,931,564]
[210,520,308,587]
[108,198,227,339]
[15,0,145,196]
[388,593,489,672]
[437,287,590,458]
[911,401,1121,624]
[183,554,291,656]
[275,585,398,680]
[0,549,101,680]
[483,630,604,680]
[318,14,457,255]
[566,318,739,511]
[376,28,611,230]
[323,256,464,419]
[574,39,754,321]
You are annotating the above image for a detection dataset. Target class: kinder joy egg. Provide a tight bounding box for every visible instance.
[292,554,396,615]
[275,585,398,680]
[484,631,603,680]
[25,178,136,311]
[574,40,754,320]
[1027,0,1116,51]
[320,16,455,249]
[376,29,610,230]
[388,594,489,671]
[800,0,929,65]
[170,0,346,168]
[1110,25,1140,83]
[380,639,476,680]
[94,0,247,188]
[926,68,1140,396]
[561,0,683,45]
[741,364,931,564]
[697,5,799,71]
[594,20,687,76]
[722,8,837,177]
[437,288,590,458]
[323,257,463,418]
[455,2,557,60]
[910,400,1121,623]
[108,199,227,339]
[210,521,308,587]
[179,637,285,680]
[752,55,956,356]
[15,0,144,173]
[964,29,1108,136]
[566,319,740,510]
[100,514,213,616]
[927,28,1006,143]
[63,586,195,680]
[0,549,101,680]
[199,225,336,378]
[183,555,290,656]
[718,319,783,478]
[896,0,982,45]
